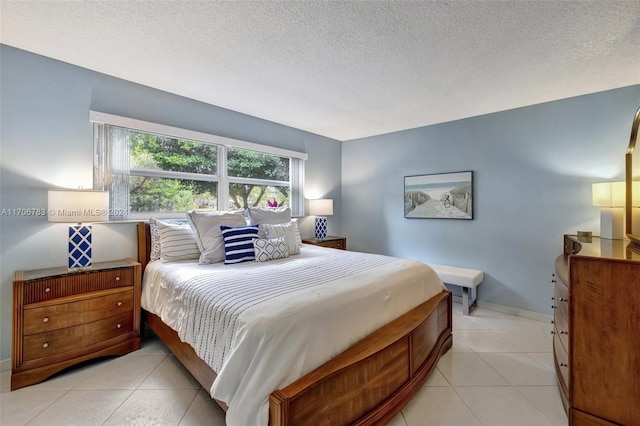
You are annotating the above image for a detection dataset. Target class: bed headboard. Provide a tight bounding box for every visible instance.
[137,222,151,273]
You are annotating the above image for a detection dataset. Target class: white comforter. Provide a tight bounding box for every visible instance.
[141,245,445,426]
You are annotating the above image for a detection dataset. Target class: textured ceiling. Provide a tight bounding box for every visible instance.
[1,1,639,141]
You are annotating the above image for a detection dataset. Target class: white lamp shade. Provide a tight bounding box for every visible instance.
[48,190,110,223]
[309,199,333,216]
[592,182,625,207]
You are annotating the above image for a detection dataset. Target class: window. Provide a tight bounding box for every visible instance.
[227,148,290,211]
[130,132,218,213]
[92,112,306,219]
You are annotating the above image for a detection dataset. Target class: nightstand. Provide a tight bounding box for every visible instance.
[302,236,347,250]
[11,258,141,390]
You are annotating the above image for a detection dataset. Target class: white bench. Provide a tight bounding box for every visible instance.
[428,263,483,315]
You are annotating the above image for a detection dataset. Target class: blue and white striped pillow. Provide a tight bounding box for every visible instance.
[220,225,259,264]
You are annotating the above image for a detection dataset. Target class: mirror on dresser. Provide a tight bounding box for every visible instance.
[625,106,640,247]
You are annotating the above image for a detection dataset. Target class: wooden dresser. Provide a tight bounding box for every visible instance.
[12,259,141,390]
[553,235,640,425]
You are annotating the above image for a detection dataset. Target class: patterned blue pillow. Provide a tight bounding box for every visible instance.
[220,225,259,264]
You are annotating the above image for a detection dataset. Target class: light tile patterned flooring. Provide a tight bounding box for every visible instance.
[1,304,568,425]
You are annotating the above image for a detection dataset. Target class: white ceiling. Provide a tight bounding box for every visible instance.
[1,1,639,141]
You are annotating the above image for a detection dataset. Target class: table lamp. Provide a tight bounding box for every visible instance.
[309,199,333,240]
[48,189,109,270]
[592,182,625,239]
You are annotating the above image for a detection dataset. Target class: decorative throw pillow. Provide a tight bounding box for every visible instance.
[220,225,259,264]
[187,210,247,264]
[149,218,190,261]
[253,237,289,262]
[156,220,201,263]
[247,206,291,238]
[262,221,301,255]
[290,218,303,248]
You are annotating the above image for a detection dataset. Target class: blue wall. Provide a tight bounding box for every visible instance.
[0,45,342,361]
[342,85,640,315]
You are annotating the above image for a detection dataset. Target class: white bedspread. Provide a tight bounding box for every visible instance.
[141,245,445,426]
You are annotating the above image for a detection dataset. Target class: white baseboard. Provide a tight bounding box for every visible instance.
[477,300,552,323]
[0,358,10,373]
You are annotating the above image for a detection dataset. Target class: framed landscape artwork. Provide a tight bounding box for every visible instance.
[404,171,473,219]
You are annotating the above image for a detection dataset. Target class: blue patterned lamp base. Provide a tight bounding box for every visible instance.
[314,216,328,240]
[68,225,92,270]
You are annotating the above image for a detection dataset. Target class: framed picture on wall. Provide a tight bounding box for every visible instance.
[404,171,473,219]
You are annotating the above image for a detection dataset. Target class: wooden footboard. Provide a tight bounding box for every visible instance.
[269,290,452,426]
[137,222,452,425]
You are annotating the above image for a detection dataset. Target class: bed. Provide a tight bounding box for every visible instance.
[137,221,452,425]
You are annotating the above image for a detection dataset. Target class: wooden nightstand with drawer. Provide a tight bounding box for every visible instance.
[302,236,347,250]
[11,259,141,390]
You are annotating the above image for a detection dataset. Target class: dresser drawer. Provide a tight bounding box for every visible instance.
[23,268,134,304]
[553,282,570,347]
[303,237,347,250]
[321,239,345,250]
[555,309,569,351]
[554,331,569,390]
[22,311,133,362]
[23,289,134,335]
[554,281,569,310]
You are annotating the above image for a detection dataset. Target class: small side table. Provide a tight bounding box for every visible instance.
[302,236,346,250]
[11,259,141,390]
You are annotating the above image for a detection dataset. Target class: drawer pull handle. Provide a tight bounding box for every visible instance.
[117,302,123,307]
[551,279,557,283]
[42,342,49,348]
[551,305,556,309]
[115,277,120,281]
[43,317,49,323]
[560,362,568,367]
[45,287,51,293]
[551,297,555,301]
[560,330,568,335]
[551,320,554,324]
[559,298,567,302]
[550,331,555,335]
[117,323,122,329]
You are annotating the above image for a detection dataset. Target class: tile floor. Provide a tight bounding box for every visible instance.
[1,304,567,425]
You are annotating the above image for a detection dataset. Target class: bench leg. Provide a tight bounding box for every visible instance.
[462,287,477,315]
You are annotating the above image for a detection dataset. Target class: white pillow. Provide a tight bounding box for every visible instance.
[187,210,247,264]
[253,237,289,262]
[290,218,303,248]
[156,220,200,263]
[149,218,190,261]
[262,221,300,255]
[247,207,291,238]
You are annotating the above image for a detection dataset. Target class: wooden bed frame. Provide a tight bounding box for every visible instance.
[137,222,452,425]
